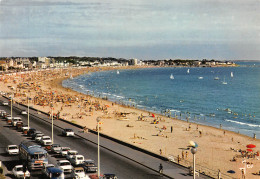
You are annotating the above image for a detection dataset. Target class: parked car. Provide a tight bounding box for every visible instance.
[12,165,30,178]
[6,145,19,155]
[62,128,74,137]
[40,136,52,146]
[72,167,90,179]
[70,155,84,166]
[20,110,27,115]
[50,144,62,154]
[57,160,73,173]
[66,150,78,161]
[79,159,97,173]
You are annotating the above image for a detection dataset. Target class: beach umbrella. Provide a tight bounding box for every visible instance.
[247,149,253,152]
[246,144,256,148]
[189,141,198,148]
[152,113,155,118]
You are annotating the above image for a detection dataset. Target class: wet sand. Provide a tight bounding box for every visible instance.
[1,66,259,179]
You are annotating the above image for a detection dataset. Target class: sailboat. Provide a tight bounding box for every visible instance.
[170,74,174,79]
[117,70,120,74]
[187,69,190,74]
[231,72,233,78]
[222,76,227,85]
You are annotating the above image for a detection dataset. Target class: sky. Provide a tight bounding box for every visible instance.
[0,0,259,60]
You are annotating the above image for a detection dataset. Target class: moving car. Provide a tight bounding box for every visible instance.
[27,128,36,137]
[40,135,52,146]
[80,159,97,173]
[31,131,42,139]
[58,147,71,157]
[11,117,22,127]
[50,144,62,154]
[45,167,64,179]
[66,150,78,161]
[12,165,30,178]
[102,174,118,179]
[57,160,73,173]
[62,128,74,137]
[42,164,65,179]
[16,121,24,131]
[6,145,19,155]
[35,133,44,142]
[70,155,84,166]
[72,167,90,179]
[20,110,27,115]
[2,101,9,106]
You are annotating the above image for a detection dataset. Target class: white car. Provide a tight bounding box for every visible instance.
[21,125,29,133]
[11,117,22,127]
[51,144,62,154]
[2,101,8,106]
[57,160,73,173]
[62,128,75,137]
[35,133,44,142]
[40,136,52,146]
[59,147,71,157]
[66,150,78,161]
[12,165,30,178]
[6,145,19,155]
[70,155,85,166]
[20,110,27,115]
[72,167,90,179]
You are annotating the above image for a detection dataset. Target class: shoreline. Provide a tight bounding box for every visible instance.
[1,66,259,179]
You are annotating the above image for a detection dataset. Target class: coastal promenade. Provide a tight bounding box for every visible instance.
[0,66,259,179]
[0,97,210,178]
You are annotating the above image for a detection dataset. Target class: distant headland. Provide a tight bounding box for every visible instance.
[0,57,237,71]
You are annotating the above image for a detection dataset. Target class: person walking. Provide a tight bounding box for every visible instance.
[159,163,163,174]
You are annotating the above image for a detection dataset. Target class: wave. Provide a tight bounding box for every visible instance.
[225,119,260,128]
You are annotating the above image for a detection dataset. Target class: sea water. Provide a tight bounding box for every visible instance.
[63,62,260,138]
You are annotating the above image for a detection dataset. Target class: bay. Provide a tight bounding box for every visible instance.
[63,62,260,138]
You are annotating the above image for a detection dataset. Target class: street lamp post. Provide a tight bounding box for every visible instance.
[191,148,197,179]
[96,117,101,177]
[27,95,30,129]
[51,93,54,144]
[11,95,13,119]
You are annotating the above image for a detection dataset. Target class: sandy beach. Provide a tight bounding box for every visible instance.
[1,66,259,179]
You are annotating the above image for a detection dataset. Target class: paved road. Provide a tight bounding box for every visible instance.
[0,97,209,179]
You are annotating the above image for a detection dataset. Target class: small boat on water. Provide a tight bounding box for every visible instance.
[214,76,220,80]
[170,74,174,79]
[117,70,120,74]
[222,76,227,85]
[231,72,233,78]
[187,69,190,74]
[198,77,203,79]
